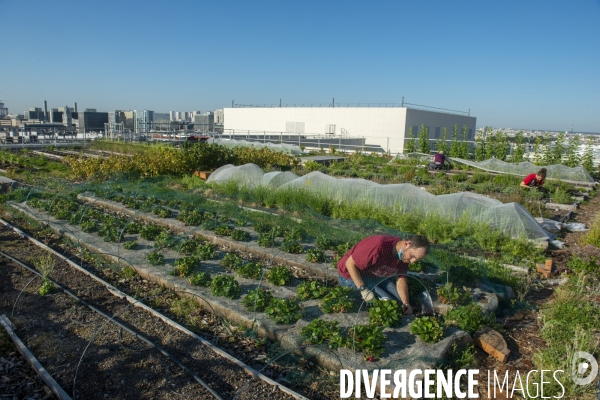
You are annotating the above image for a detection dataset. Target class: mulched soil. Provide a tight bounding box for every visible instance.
[0,223,325,400]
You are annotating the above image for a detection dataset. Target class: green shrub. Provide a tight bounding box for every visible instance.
[236,262,264,280]
[445,303,493,334]
[211,275,241,299]
[266,266,293,286]
[189,271,211,287]
[220,253,243,269]
[410,316,445,343]
[368,298,402,328]
[297,281,328,300]
[265,298,302,324]
[242,288,273,311]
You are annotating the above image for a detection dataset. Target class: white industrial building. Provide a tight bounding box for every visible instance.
[223,106,476,154]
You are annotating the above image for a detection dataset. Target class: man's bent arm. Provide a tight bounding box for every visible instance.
[345,256,365,289]
[396,277,410,306]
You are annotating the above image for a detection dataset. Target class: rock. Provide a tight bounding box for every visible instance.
[473,326,510,363]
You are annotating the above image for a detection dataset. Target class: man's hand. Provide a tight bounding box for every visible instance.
[360,288,375,302]
[403,304,413,315]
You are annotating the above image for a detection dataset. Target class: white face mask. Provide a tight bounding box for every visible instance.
[397,249,403,261]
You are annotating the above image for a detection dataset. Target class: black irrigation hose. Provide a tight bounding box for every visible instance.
[0,250,225,400]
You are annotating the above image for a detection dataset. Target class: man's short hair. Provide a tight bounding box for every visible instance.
[537,168,547,178]
[407,234,430,253]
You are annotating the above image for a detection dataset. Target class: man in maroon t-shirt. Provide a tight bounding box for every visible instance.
[337,234,430,315]
[520,168,547,193]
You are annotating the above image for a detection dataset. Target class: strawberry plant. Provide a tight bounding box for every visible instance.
[214,225,233,236]
[320,287,355,313]
[348,324,386,360]
[265,298,302,324]
[279,239,303,254]
[140,224,163,240]
[234,218,248,227]
[333,242,353,263]
[242,288,273,312]
[315,236,335,250]
[80,220,97,233]
[211,275,241,299]
[193,243,216,260]
[445,303,493,335]
[301,319,344,348]
[305,249,325,263]
[99,225,120,243]
[284,227,304,242]
[123,240,138,250]
[146,250,165,266]
[170,257,199,277]
[178,238,202,255]
[189,271,211,287]
[296,281,328,300]
[231,229,251,241]
[152,206,172,218]
[220,253,243,270]
[236,262,263,280]
[257,233,277,247]
[154,230,177,249]
[266,266,293,286]
[410,316,445,343]
[436,283,472,305]
[253,222,273,233]
[125,221,142,234]
[368,298,402,328]
[177,209,205,226]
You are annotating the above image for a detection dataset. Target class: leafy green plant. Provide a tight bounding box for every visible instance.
[154,230,177,249]
[242,288,273,312]
[123,240,138,250]
[193,243,216,260]
[152,206,172,218]
[348,324,386,360]
[211,275,241,299]
[445,303,492,334]
[236,262,263,280]
[214,225,233,236]
[333,242,353,263]
[220,253,243,270]
[264,297,302,324]
[410,316,445,343]
[170,257,199,277]
[80,220,97,233]
[125,221,142,234]
[305,248,325,263]
[253,222,273,233]
[177,209,206,226]
[121,266,138,279]
[368,298,402,328]
[296,281,328,300]
[34,255,55,296]
[146,250,165,266]
[257,232,277,247]
[320,287,355,313]
[315,236,335,250]
[189,271,211,287]
[279,239,303,254]
[436,283,472,305]
[301,319,345,348]
[178,238,201,255]
[140,224,163,240]
[231,229,251,241]
[284,228,304,242]
[266,266,293,286]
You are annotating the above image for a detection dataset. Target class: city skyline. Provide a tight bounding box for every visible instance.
[1,0,599,132]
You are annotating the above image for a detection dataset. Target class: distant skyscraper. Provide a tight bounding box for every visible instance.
[0,102,8,118]
[214,109,224,124]
[135,110,154,132]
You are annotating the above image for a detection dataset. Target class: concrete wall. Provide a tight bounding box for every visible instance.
[224,107,477,155]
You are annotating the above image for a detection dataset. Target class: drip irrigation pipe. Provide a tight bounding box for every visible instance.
[0,250,225,400]
[0,217,309,400]
[0,314,72,400]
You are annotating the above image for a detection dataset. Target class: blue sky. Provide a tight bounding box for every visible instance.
[1,0,599,132]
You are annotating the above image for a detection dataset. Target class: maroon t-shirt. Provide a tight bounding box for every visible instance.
[523,173,544,187]
[337,235,408,280]
[433,153,445,164]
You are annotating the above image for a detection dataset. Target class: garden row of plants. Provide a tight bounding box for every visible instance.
[62,141,300,180]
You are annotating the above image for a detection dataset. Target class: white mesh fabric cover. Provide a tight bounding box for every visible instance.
[207,138,304,155]
[207,163,552,240]
[450,157,593,183]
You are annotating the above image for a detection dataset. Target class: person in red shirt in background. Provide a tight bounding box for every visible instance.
[337,235,430,315]
[520,168,548,194]
[428,150,447,170]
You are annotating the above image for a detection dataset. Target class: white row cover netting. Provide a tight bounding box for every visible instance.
[399,153,593,183]
[206,138,304,155]
[207,163,552,241]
